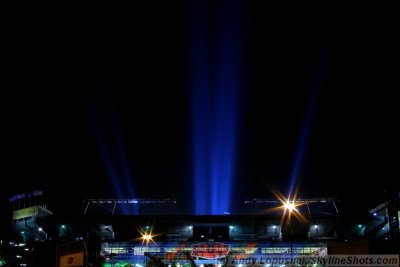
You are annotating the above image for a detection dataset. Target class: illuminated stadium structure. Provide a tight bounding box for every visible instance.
[2,191,399,267]
[82,195,399,266]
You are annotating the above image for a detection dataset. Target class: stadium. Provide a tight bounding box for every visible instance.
[1,190,399,266]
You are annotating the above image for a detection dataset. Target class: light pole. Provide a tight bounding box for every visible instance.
[289,217,293,257]
[38,227,47,241]
[141,227,155,264]
[283,201,295,256]
[278,196,306,260]
[273,225,277,240]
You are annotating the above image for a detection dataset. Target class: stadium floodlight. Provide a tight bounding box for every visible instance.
[283,201,296,212]
[138,226,157,246]
[141,233,153,244]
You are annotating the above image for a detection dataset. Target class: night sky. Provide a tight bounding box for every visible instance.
[2,3,399,215]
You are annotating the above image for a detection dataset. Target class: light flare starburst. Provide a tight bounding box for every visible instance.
[262,182,308,226]
[136,227,158,245]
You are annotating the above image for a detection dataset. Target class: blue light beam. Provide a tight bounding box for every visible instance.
[83,91,130,214]
[190,0,242,215]
[287,37,330,197]
[102,85,138,214]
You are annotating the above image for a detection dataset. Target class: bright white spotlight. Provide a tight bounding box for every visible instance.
[142,232,153,243]
[138,227,156,245]
[284,201,295,212]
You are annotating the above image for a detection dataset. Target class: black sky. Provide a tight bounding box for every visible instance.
[2,3,399,215]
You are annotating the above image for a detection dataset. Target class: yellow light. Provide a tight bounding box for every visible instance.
[262,181,308,225]
[136,226,158,245]
[142,233,152,242]
[279,197,306,226]
[284,201,295,212]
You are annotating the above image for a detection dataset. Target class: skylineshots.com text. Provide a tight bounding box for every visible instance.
[217,254,399,267]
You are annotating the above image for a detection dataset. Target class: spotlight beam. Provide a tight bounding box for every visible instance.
[287,35,330,197]
[190,0,242,215]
